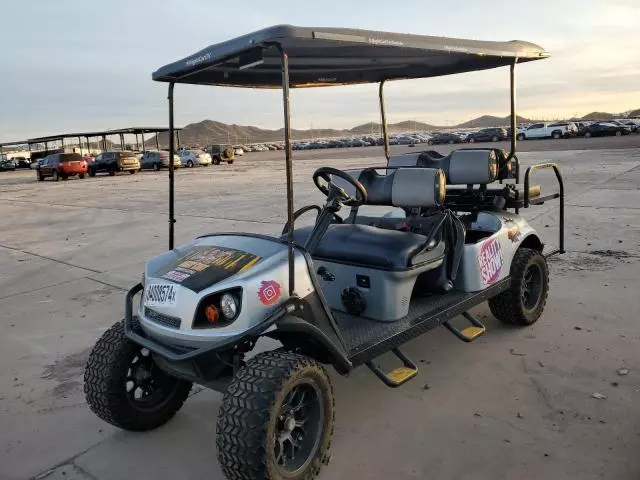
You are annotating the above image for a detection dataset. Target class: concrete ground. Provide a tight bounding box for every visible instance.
[1,140,639,480]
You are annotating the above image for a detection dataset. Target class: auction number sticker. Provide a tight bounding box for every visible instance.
[144,283,178,307]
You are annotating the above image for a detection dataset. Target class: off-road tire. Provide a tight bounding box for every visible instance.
[84,320,192,431]
[217,350,334,480]
[489,248,549,326]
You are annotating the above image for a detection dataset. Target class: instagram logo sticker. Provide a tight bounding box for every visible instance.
[258,280,281,305]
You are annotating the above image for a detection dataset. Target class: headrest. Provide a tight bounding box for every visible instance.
[448,149,498,184]
[391,168,445,207]
[388,153,421,168]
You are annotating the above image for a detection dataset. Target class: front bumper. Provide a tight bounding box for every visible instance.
[124,283,286,361]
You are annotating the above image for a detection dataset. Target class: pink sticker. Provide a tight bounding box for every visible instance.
[258,280,281,305]
[478,238,503,286]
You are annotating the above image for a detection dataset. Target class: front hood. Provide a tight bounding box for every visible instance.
[147,234,287,293]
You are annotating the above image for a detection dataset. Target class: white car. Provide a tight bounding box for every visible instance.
[178,149,212,167]
[516,122,577,140]
[234,148,244,156]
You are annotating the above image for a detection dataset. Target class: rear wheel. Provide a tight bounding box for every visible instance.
[615,130,622,137]
[491,135,499,142]
[227,160,234,165]
[108,170,116,176]
[129,170,136,174]
[489,248,549,326]
[187,160,193,168]
[79,173,85,179]
[84,321,192,431]
[469,137,475,143]
[552,131,562,139]
[217,350,334,480]
[585,131,592,138]
[52,171,59,182]
[213,157,221,165]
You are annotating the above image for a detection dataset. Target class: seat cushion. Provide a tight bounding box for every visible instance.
[285,224,445,270]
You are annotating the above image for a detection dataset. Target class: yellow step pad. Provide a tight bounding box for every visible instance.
[460,326,485,340]
[387,366,418,384]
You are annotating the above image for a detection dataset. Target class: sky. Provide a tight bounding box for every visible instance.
[1,0,639,142]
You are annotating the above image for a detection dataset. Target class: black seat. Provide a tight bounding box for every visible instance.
[285,224,445,270]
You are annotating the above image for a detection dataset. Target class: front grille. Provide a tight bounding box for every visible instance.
[144,307,181,329]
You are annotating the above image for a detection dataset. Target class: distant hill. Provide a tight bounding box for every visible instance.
[146,109,637,147]
[627,108,640,117]
[455,115,532,128]
[581,111,616,121]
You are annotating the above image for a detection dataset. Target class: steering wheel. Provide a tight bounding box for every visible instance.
[312,167,367,207]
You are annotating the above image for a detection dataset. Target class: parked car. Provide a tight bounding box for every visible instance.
[233,147,244,156]
[583,122,631,138]
[12,156,33,169]
[516,122,576,140]
[427,132,464,145]
[0,158,16,171]
[206,144,235,164]
[36,153,87,181]
[467,127,508,143]
[178,149,212,167]
[140,150,181,170]
[88,151,140,176]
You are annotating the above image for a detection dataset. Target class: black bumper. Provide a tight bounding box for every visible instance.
[124,283,285,362]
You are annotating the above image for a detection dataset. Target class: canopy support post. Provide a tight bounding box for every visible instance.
[168,82,176,250]
[155,133,159,150]
[508,60,518,182]
[176,130,181,149]
[379,80,390,162]
[276,45,295,296]
[135,134,139,151]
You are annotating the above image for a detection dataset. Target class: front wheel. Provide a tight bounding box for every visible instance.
[227,160,234,165]
[585,131,592,138]
[217,350,334,480]
[615,130,622,137]
[491,136,498,142]
[489,248,549,326]
[187,160,193,168]
[84,321,192,431]
[79,173,85,179]
[108,170,116,176]
[469,137,475,143]
[552,131,562,139]
[52,171,60,182]
[516,133,525,141]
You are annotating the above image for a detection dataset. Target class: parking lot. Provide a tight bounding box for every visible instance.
[1,141,640,480]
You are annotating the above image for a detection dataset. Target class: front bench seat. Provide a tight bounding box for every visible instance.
[287,224,445,270]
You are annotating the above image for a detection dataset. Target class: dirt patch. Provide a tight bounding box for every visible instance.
[42,348,91,398]
[548,252,617,273]
[70,286,116,307]
[588,249,639,260]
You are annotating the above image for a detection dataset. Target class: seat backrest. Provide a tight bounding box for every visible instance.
[388,148,500,185]
[357,167,445,207]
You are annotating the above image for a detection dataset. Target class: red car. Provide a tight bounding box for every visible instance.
[37,153,88,181]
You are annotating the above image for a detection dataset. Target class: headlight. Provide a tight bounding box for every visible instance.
[193,288,242,328]
[220,293,238,319]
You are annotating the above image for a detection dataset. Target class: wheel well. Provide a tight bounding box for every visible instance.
[519,234,543,252]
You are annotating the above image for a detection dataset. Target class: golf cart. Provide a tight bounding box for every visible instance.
[84,26,564,480]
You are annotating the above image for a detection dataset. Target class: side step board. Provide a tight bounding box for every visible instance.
[443,311,486,343]
[366,348,418,388]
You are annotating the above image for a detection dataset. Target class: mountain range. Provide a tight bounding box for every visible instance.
[149,110,638,147]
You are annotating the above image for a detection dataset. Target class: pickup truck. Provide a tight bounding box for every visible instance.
[516,122,577,140]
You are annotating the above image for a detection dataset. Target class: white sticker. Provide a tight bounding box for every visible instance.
[144,283,178,307]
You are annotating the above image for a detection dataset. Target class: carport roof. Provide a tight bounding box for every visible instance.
[152,24,549,88]
[26,127,183,144]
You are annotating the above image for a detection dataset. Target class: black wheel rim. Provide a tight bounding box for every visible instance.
[273,379,324,477]
[125,347,178,410]
[521,264,543,312]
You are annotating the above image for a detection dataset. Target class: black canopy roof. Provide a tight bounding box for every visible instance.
[152,25,549,88]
